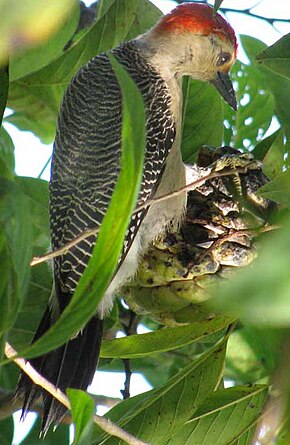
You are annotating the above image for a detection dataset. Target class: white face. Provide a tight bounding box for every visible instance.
[173,33,235,81]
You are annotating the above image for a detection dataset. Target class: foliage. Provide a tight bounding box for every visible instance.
[0,1,290,444]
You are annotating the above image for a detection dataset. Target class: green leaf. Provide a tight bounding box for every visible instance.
[225,326,282,384]
[0,360,19,389]
[258,169,290,209]
[96,340,227,444]
[181,78,224,162]
[261,73,290,148]
[7,0,159,143]
[253,129,280,161]
[0,127,15,179]
[166,385,268,445]
[20,416,70,444]
[241,35,267,63]
[124,0,162,41]
[0,179,32,335]
[0,417,14,445]
[100,315,234,358]
[256,33,290,80]
[15,177,50,249]
[258,129,285,179]
[278,417,290,445]
[212,218,290,326]
[68,389,95,445]
[20,55,146,359]
[241,35,290,147]
[0,0,76,63]
[8,261,52,349]
[224,60,274,150]
[9,2,79,81]
[7,177,50,349]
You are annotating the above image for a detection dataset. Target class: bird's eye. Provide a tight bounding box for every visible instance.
[217,52,231,66]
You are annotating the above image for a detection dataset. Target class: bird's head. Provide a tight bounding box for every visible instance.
[145,2,237,110]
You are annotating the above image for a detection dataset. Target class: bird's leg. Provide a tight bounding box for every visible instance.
[210,152,263,213]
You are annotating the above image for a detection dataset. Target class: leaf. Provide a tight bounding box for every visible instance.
[124,1,162,40]
[241,35,290,146]
[0,417,14,445]
[225,326,282,384]
[9,2,79,81]
[224,60,274,150]
[0,360,19,389]
[20,55,146,359]
[258,169,290,209]
[166,385,268,445]
[96,340,227,444]
[68,389,95,445]
[7,177,50,349]
[253,129,280,161]
[212,218,290,326]
[259,129,285,179]
[0,0,76,63]
[0,179,32,335]
[0,127,15,179]
[8,262,52,349]
[7,0,159,143]
[20,416,70,444]
[278,417,290,445]
[262,73,290,148]
[241,35,267,63]
[100,314,234,358]
[181,78,224,162]
[15,176,50,249]
[256,33,290,80]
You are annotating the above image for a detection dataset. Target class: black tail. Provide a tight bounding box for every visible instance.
[15,305,103,435]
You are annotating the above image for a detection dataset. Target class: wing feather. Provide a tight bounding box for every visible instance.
[50,41,176,294]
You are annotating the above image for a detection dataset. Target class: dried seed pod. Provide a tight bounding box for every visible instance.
[122,146,277,326]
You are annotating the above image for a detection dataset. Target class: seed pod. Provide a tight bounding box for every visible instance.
[123,146,277,326]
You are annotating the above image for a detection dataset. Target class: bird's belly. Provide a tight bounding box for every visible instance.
[98,156,187,318]
[97,192,186,318]
[97,232,142,318]
[141,149,187,244]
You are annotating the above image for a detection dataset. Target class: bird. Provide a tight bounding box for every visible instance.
[16,2,237,434]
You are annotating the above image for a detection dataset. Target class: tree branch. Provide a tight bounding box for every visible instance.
[177,0,290,25]
[5,342,148,445]
[121,311,138,400]
[221,6,290,25]
[30,163,257,267]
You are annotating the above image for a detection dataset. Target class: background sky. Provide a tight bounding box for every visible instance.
[9,0,290,443]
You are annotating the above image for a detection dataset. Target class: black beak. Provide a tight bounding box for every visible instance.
[211,71,237,111]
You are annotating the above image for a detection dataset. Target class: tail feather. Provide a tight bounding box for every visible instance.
[16,306,52,415]
[15,304,103,435]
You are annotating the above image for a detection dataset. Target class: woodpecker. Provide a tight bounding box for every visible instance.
[16,2,237,433]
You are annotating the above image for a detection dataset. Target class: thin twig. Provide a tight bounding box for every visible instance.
[30,226,100,266]
[178,0,290,25]
[121,311,138,400]
[221,6,290,25]
[121,359,132,400]
[30,165,255,267]
[5,342,148,445]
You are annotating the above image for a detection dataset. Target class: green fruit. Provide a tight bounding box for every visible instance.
[122,146,276,326]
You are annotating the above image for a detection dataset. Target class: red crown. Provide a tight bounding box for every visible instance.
[156,3,237,56]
